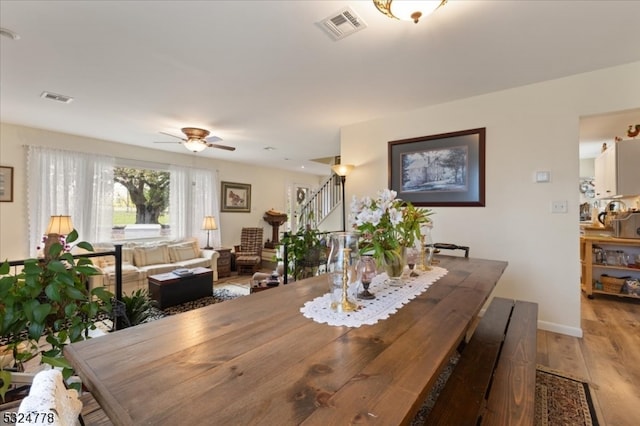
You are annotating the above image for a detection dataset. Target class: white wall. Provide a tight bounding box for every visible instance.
[0,123,323,260]
[340,61,640,337]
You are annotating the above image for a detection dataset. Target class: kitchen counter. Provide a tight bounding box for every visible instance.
[580,221,613,237]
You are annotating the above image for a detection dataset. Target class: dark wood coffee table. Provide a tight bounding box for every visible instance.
[147,267,213,309]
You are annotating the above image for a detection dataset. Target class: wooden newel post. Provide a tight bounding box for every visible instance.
[263,210,288,249]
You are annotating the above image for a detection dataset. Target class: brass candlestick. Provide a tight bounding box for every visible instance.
[337,247,358,312]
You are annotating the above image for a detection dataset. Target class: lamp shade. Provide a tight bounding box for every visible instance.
[184,138,207,152]
[202,216,218,231]
[373,0,446,23]
[46,215,73,235]
[331,164,355,177]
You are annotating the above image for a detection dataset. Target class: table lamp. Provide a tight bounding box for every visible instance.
[202,216,218,250]
[44,215,73,259]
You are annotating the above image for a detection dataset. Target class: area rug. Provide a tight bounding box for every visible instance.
[410,358,599,426]
[146,288,243,320]
[535,365,599,426]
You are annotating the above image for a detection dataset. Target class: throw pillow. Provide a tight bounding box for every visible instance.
[97,247,134,267]
[172,245,199,262]
[134,245,170,266]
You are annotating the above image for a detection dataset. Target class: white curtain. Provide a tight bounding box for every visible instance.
[26,146,114,256]
[169,165,220,247]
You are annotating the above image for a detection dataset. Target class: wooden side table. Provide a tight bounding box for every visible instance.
[215,248,232,278]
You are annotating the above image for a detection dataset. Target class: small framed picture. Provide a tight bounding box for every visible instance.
[221,181,251,213]
[0,166,14,202]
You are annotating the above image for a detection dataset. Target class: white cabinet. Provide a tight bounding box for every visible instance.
[595,139,640,199]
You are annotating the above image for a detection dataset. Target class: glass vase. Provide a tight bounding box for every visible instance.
[419,222,435,271]
[327,232,360,312]
[382,246,406,286]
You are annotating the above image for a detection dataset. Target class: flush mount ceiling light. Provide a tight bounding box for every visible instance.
[373,0,447,23]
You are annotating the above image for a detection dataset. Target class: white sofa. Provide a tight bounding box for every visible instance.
[89,238,220,296]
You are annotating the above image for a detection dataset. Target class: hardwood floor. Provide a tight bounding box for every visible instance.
[537,293,640,426]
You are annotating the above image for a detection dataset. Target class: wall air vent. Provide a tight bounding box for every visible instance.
[318,6,367,41]
[40,91,74,104]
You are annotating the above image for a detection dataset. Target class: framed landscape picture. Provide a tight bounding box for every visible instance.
[221,181,251,212]
[388,128,486,207]
[0,166,14,202]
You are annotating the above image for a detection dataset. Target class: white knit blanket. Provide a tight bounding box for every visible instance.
[300,266,448,327]
[18,369,82,426]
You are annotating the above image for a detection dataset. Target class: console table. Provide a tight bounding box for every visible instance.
[147,267,213,309]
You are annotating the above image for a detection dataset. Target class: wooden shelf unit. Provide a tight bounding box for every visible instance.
[580,235,640,299]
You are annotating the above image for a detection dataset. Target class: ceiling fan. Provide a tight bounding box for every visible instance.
[155,127,236,153]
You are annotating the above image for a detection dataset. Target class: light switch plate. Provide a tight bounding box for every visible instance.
[535,171,551,183]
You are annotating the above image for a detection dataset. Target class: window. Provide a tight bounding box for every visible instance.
[112,167,170,240]
[27,146,221,253]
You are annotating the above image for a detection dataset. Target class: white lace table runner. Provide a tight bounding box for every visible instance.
[300,266,448,327]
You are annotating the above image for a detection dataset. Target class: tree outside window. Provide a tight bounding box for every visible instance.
[113,167,170,230]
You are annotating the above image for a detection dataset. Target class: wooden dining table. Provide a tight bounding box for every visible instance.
[64,255,507,425]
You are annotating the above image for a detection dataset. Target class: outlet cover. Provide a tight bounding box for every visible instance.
[551,200,568,214]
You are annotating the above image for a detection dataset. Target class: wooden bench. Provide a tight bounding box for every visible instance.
[426,297,538,425]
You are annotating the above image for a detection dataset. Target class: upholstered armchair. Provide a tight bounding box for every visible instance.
[234,227,264,274]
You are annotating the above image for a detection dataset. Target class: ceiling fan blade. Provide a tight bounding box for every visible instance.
[159,131,186,141]
[208,143,236,151]
[205,135,223,143]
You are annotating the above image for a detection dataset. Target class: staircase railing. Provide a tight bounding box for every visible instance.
[298,173,341,230]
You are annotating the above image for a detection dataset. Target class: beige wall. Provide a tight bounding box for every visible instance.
[340,61,640,337]
[0,123,324,261]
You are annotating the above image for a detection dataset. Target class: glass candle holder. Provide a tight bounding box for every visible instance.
[327,232,360,312]
[357,255,377,299]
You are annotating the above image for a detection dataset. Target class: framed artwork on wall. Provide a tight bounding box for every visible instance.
[388,128,486,207]
[0,166,14,202]
[221,181,251,212]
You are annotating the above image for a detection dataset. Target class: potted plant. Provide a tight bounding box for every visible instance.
[0,230,113,401]
[120,289,155,327]
[279,225,328,281]
[351,189,432,281]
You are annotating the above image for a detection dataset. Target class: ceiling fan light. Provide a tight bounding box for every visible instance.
[184,138,207,152]
[374,0,446,23]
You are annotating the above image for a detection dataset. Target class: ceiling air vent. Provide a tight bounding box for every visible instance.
[40,91,74,104]
[319,6,367,41]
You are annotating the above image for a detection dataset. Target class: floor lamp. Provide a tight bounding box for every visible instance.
[331,164,354,232]
[202,216,218,250]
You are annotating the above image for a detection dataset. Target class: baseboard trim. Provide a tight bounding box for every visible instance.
[479,307,583,338]
[537,320,583,338]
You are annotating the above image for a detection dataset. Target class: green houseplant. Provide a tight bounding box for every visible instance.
[121,288,155,327]
[351,189,432,277]
[279,225,328,281]
[0,230,113,400]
